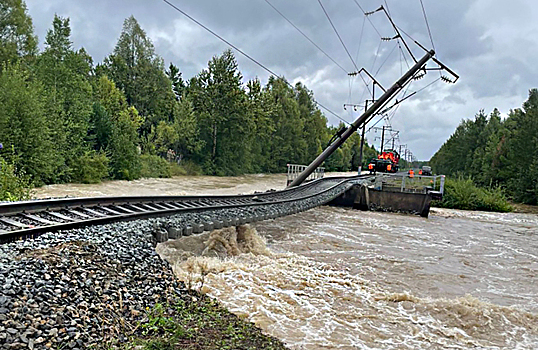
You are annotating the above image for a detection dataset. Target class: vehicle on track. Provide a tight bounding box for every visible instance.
[368,150,400,174]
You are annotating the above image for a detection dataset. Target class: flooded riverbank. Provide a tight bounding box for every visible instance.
[35,174,538,349]
[33,173,289,198]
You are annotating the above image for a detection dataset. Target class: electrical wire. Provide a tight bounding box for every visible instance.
[354,16,367,64]
[351,0,383,38]
[263,0,348,74]
[348,16,367,107]
[317,0,359,71]
[419,0,436,52]
[413,77,441,95]
[374,41,398,76]
[162,0,350,125]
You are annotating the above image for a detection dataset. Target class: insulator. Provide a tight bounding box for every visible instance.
[343,104,347,110]
[413,73,425,81]
[365,6,383,16]
[441,75,456,84]
[382,35,398,41]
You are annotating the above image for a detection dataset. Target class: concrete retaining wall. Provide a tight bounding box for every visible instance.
[329,184,432,218]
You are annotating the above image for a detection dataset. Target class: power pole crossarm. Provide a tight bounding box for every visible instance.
[288,50,435,187]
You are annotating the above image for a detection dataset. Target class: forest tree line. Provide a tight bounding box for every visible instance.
[0,1,377,190]
[430,90,538,204]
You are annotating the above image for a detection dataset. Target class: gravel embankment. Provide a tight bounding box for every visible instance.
[0,219,177,349]
[0,181,354,349]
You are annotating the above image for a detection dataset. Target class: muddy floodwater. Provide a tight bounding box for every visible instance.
[34,173,290,198]
[37,174,538,349]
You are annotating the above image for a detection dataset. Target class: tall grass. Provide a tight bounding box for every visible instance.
[433,177,513,212]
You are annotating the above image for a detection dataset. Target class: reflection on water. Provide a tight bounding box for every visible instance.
[36,174,538,349]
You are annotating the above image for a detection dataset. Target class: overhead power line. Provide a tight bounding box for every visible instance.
[162,0,350,125]
[351,0,383,38]
[317,0,359,71]
[162,0,279,77]
[419,0,436,52]
[263,0,348,74]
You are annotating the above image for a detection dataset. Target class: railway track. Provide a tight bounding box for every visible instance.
[0,175,371,243]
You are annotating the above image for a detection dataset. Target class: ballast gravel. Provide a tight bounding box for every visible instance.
[0,179,359,349]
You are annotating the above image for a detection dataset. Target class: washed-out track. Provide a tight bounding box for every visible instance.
[0,175,369,243]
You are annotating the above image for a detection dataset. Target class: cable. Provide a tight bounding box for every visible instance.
[374,41,398,76]
[354,16,366,64]
[398,40,410,69]
[162,0,350,125]
[318,0,359,71]
[263,0,348,74]
[352,0,383,38]
[419,0,436,52]
[162,0,279,77]
[383,0,392,16]
[348,16,366,105]
[414,77,441,94]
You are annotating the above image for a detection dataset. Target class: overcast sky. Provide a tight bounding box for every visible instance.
[24,0,537,160]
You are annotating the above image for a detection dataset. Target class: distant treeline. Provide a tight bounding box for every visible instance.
[0,2,378,188]
[430,90,538,204]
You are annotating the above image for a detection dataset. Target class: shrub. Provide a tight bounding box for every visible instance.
[433,177,512,212]
[72,151,109,184]
[0,157,33,201]
[168,163,187,176]
[140,154,172,178]
[181,160,203,176]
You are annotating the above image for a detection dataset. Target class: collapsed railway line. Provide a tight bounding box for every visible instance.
[0,175,371,243]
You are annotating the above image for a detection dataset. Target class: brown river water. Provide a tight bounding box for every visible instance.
[35,174,538,349]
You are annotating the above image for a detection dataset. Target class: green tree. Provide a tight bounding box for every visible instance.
[167,62,186,100]
[189,50,251,175]
[0,65,52,183]
[295,82,328,165]
[503,90,538,203]
[110,106,142,180]
[246,78,275,172]
[35,15,93,182]
[93,75,142,180]
[0,0,37,66]
[264,76,303,172]
[102,16,177,137]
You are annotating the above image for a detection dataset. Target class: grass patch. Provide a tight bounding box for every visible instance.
[124,292,288,350]
[433,177,513,212]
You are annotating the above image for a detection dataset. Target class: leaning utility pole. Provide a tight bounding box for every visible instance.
[288,50,435,187]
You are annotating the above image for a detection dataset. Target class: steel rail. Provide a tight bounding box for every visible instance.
[0,175,370,243]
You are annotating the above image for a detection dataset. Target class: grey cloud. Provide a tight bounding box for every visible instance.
[22,0,538,160]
